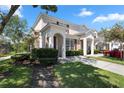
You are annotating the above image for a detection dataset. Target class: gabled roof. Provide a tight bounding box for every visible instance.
[41,14,91,32]
[33,13,97,37]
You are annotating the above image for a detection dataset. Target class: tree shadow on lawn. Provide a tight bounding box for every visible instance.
[30,64,59,88]
[54,62,118,88]
[0,66,31,88]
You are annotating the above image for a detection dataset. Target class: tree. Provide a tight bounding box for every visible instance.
[40,5,57,14]
[103,23,124,60]
[0,5,20,34]
[22,31,35,52]
[0,5,58,34]
[3,15,27,53]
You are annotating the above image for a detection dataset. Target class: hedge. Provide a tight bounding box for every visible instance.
[94,49,100,54]
[11,53,30,61]
[66,50,83,56]
[31,48,58,66]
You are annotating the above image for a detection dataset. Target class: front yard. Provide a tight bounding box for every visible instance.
[0,59,32,88]
[88,56,124,65]
[54,62,124,88]
[1,56,124,88]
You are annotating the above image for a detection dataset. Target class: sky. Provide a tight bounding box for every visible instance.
[1,5,124,31]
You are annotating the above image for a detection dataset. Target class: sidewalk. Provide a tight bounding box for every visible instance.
[62,56,124,76]
[0,56,11,61]
[90,59,124,76]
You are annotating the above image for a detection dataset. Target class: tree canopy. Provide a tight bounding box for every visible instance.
[0,5,58,34]
[102,23,124,43]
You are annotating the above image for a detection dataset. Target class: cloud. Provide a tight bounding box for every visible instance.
[0,5,11,11]
[0,5,23,18]
[93,13,124,23]
[77,8,94,17]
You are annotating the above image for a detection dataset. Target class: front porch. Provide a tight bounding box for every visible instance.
[38,23,95,58]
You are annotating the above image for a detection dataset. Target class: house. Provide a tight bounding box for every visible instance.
[32,14,97,58]
[95,31,122,51]
[0,35,11,54]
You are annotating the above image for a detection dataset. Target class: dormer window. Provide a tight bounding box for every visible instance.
[66,30,69,34]
[66,24,69,28]
[56,21,59,25]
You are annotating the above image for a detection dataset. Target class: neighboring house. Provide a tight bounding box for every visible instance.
[0,35,11,54]
[95,31,122,51]
[32,14,97,58]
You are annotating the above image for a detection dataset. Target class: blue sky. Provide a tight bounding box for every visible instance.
[1,5,124,31]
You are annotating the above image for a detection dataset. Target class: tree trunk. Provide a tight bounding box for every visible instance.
[122,44,124,60]
[0,5,20,34]
[120,43,123,60]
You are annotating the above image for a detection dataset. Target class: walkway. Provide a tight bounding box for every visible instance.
[0,56,11,61]
[59,56,124,76]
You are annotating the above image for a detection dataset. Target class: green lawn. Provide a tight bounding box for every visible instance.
[0,59,32,88]
[54,62,124,88]
[88,56,124,65]
[0,52,16,57]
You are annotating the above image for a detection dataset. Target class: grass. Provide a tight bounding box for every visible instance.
[88,56,124,65]
[0,59,32,88]
[0,52,16,57]
[54,62,124,88]
[0,51,29,57]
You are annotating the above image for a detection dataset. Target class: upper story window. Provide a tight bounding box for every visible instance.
[56,21,59,25]
[66,24,69,28]
[66,24,69,34]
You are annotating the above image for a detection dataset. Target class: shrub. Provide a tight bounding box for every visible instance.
[103,49,124,59]
[109,49,123,59]
[94,49,100,54]
[66,51,74,56]
[31,48,58,58]
[31,48,58,66]
[66,50,83,56]
[78,49,84,55]
[0,54,6,57]
[11,53,30,62]
[39,58,57,66]
[103,50,110,56]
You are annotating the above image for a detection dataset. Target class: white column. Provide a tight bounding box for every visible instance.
[109,42,112,51]
[49,36,53,48]
[62,36,66,58]
[39,32,42,48]
[91,38,94,55]
[69,38,71,50]
[83,38,87,56]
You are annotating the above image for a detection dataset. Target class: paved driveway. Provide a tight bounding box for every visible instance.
[59,56,124,76]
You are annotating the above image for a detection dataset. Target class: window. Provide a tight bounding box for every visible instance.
[80,40,83,49]
[66,38,70,50]
[66,30,69,34]
[74,39,77,50]
[56,21,59,25]
[71,39,74,50]
[66,24,69,28]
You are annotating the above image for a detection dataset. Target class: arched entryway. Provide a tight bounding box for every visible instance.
[53,33,63,57]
